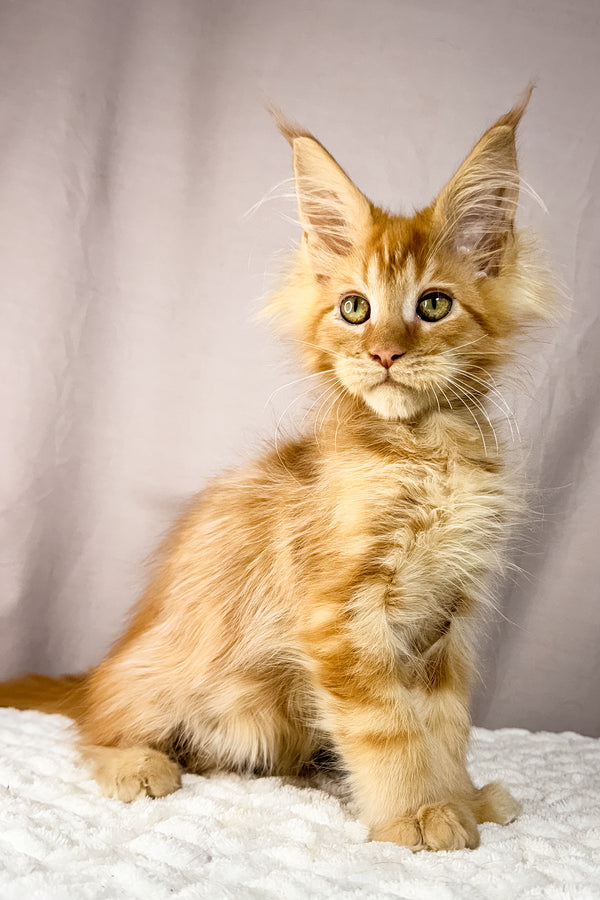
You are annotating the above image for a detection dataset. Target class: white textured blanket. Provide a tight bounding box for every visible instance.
[0,710,598,899]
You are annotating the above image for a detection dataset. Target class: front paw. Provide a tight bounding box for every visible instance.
[372,800,480,852]
[417,801,480,851]
[371,816,424,851]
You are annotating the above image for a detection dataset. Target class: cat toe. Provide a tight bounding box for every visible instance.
[417,801,480,851]
[83,745,182,801]
[474,781,522,825]
[370,815,424,851]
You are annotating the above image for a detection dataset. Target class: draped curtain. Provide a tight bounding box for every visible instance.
[1,0,598,735]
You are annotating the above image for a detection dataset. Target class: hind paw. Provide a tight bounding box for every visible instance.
[474,781,522,825]
[82,745,182,801]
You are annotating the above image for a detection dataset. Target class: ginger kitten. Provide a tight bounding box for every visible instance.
[0,90,551,851]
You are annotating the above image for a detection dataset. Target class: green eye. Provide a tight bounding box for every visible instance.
[417,291,453,322]
[340,294,371,324]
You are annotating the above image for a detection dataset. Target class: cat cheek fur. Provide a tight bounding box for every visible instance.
[0,88,549,852]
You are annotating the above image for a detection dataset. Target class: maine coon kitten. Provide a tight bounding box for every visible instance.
[0,90,552,852]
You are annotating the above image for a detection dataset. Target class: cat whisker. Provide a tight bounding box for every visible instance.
[243,177,297,219]
[300,378,339,432]
[428,385,442,415]
[275,376,336,429]
[460,362,500,387]
[448,335,488,354]
[447,375,500,455]
[452,383,501,453]
[273,375,337,482]
[451,366,517,421]
[313,382,344,448]
[291,338,347,362]
[264,369,336,410]
[435,382,455,411]
[319,386,347,452]
[443,381,490,456]
[333,390,348,453]
[450,368,520,444]
[280,212,304,229]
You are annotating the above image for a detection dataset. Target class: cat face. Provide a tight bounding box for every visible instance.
[301,212,505,421]
[269,93,549,422]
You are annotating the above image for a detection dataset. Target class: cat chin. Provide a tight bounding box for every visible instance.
[362,382,427,421]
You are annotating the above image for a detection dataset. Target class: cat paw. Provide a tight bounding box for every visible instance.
[83,745,182,801]
[371,801,479,852]
[370,815,424,851]
[474,781,522,825]
[417,800,480,851]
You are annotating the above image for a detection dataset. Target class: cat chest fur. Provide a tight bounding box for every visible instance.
[319,448,510,659]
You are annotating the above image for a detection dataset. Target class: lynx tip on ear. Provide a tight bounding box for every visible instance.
[495,82,536,130]
[266,104,314,145]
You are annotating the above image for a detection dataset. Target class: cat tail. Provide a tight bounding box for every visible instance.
[0,673,87,719]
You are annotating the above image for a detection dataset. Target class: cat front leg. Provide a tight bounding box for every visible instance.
[318,686,480,850]
[345,695,480,851]
[300,607,483,850]
[413,631,522,834]
[370,675,483,850]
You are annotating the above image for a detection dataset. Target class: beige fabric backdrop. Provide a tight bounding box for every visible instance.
[0,0,598,736]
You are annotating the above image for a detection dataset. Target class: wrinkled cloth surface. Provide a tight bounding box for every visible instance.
[0,0,599,739]
[0,710,598,899]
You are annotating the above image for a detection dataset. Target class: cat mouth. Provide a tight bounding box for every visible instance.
[368,374,424,401]
[373,372,406,389]
[362,377,425,421]
[367,377,406,399]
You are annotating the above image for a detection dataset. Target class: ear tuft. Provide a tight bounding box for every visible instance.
[267,105,314,145]
[493,82,535,130]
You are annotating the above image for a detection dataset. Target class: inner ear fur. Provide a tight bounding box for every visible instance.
[269,105,373,267]
[432,89,532,277]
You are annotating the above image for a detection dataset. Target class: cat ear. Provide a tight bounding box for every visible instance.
[272,112,371,265]
[291,137,372,259]
[432,87,532,277]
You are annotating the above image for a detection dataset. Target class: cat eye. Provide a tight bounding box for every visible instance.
[340,293,371,324]
[416,291,453,322]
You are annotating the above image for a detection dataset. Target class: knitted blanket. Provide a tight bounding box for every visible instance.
[0,710,598,898]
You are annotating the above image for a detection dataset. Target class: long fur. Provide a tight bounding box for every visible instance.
[0,93,552,850]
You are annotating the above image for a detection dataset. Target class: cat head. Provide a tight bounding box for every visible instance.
[268,90,551,422]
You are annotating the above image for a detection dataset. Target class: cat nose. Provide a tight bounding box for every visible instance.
[369,347,405,369]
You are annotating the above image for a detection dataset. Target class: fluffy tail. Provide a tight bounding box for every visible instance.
[0,673,87,719]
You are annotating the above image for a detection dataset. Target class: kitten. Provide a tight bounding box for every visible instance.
[0,89,551,851]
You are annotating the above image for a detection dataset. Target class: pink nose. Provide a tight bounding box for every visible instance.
[369,347,405,369]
